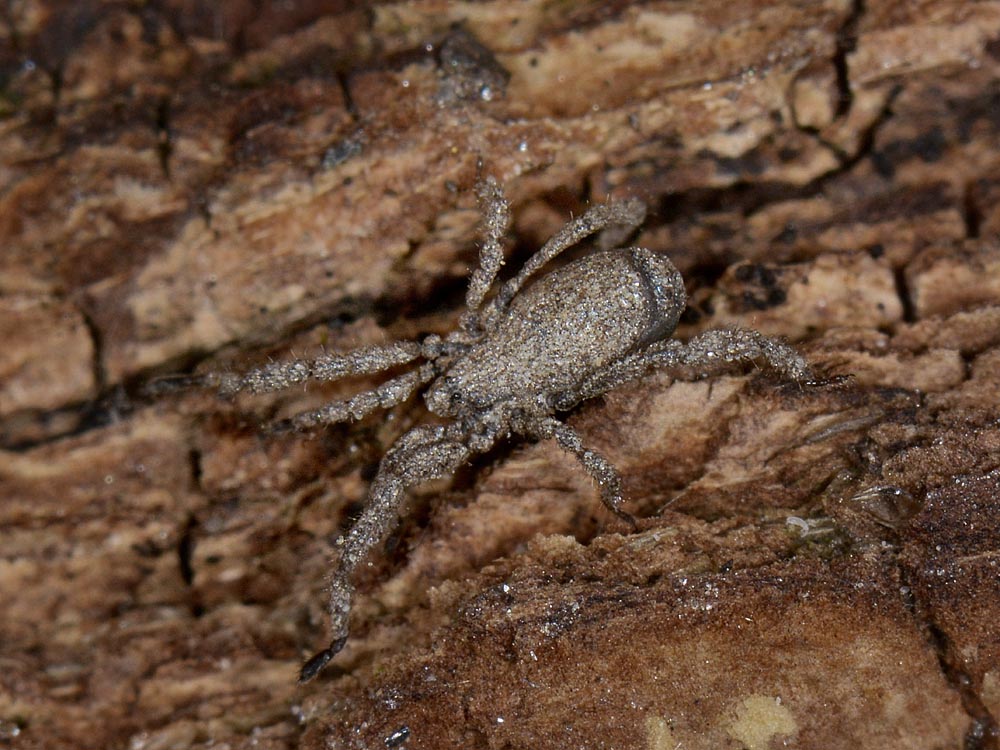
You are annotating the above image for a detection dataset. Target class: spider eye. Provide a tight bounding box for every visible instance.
[449,390,462,405]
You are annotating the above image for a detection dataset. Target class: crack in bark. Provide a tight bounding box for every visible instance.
[155,95,172,180]
[964,180,984,239]
[177,507,205,618]
[833,0,865,118]
[927,619,999,749]
[896,528,999,748]
[892,266,917,325]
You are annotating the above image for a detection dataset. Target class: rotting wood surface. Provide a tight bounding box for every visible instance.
[2,2,1000,749]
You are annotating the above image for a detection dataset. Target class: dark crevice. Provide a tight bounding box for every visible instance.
[335,70,359,121]
[964,182,983,239]
[1,307,120,450]
[188,447,203,488]
[180,453,205,617]
[231,20,248,58]
[833,0,864,118]
[897,561,999,749]
[892,266,917,324]
[47,63,63,110]
[790,0,899,178]
[0,387,134,449]
[23,308,136,442]
[378,264,469,324]
[815,80,902,176]
[177,514,198,587]
[655,73,898,277]
[927,622,999,749]
[155,96,172,179]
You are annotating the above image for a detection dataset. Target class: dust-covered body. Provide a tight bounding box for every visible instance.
[426,246,685,416]
[177,179,811,681]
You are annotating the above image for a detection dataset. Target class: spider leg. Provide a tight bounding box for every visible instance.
[652,328,812,381]
[299,423,474,682]
[463,177,511,316]
[526,416,635,528]
[560,328,811,409]
[275,363,436,432]
[146,341,423,397]
[476,196,646,331]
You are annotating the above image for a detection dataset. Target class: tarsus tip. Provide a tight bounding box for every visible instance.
[298,636,348,683]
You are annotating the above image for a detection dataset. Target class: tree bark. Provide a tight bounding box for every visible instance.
[2,2,999,748]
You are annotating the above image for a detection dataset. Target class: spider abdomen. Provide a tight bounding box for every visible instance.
[428,247,686,413]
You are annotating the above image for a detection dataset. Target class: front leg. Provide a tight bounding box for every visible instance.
[462,177,512,318]
[145,341,423,397]
[476,198,647,332]
[299,423,473,681]
[275,363,436,432]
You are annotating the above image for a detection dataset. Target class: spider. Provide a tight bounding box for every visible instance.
[166,178,812,681]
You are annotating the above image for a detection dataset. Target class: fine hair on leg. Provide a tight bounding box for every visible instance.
[528,416,635,527]
[564,329,811,408]
[144,341,423,398]
[299,425,473,682]
[665,328,811,381]
[278,363,436,432]
[464,176,512,315]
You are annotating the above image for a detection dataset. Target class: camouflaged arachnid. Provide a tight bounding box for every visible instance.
[169,178,811,681]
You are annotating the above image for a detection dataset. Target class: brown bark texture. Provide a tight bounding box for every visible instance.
[2,1,1000,749]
